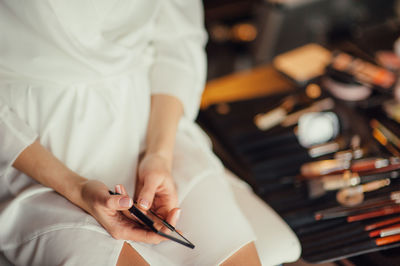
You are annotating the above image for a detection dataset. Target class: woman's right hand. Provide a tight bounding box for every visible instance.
[80,180,180,244]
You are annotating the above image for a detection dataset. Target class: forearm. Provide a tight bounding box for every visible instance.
[12,141,87,209]
[145,94,183,166]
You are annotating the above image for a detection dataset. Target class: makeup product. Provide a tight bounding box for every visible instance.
[365,216,400,231]
[300,157,389,178]
[315,200,399,220]
[314,191,400,220]
[273,43,332,85]
[254,95,296,130]
[334,147,366,161]
[336,179,391,207]
[375,234,400,246]
[303,234,400,263]
[308,170,400,198]
[297,112,339,148]
[322,76,372,101]
[305,83,322,99]
[347,205,400,222]
[362,157,400,176]
[308,138,346,158]
[380,225,400,237]
[333,135,366,161]
[369,223,400,237]
[109,191,195,249]
[329,51,396,89]
[371,119,400,149]
[281,98,335,127]
[372,127,400,157]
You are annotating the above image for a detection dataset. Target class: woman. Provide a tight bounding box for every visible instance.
[0,1,261,265]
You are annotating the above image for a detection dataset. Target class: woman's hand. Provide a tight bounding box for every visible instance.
[81,180,179,244]
[135,153,179,221]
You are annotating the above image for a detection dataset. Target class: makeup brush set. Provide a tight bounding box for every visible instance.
[198,50,400,262]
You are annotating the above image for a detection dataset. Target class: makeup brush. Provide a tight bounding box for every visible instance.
[369,223,400,237]
[336,179,391,207]
[348,205,400,222]
[365,215,400,231]
[302,218,400,257]
[254,95,296,130]
[371,119,400,149]
[303,229,400,263]
[307,138,347,158]
[315,200,399,220]
[300,157,390,178]
[307,169,400,198]
[281,98,335,127]
[372,127,400,157]
[333,135,366,161]
[314,191,400,220]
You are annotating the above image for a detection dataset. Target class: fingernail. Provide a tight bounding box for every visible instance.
[119,197,132,207]
[175,209,181,222]
[138,199,149,209]
[115,185,122,194]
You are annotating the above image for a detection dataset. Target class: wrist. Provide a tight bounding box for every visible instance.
[61,173,89,211]
[144,150,173,170]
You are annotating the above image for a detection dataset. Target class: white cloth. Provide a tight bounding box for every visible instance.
[0,1,258,265]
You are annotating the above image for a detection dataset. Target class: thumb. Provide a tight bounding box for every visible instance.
[107,194,133,211]
[137,177,158,210]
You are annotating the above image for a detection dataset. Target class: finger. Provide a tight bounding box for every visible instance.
[106,194,133,211]
[137,176,159,210]
[168,208,181,227]
[159,208,181,235]
[115,184,128,196]
[153,191,179,218]
[115,184,137,219]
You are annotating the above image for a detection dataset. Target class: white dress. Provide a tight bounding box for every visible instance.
[0,0,256,265]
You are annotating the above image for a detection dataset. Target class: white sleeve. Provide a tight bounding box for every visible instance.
[149,0,208,121]
[0,101,37,176]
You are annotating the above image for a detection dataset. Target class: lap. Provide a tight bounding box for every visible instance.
[1,172,256,265]
[125,173,256,265]
[3,226,124,266]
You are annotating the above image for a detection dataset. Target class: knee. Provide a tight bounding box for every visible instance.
[220,242,261,266]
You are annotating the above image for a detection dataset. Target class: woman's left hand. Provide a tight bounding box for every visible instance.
[134,152,179,221]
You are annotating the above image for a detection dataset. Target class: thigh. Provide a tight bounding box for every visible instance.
[126,173,257,265]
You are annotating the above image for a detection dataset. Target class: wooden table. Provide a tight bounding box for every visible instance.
[201,64,294,109]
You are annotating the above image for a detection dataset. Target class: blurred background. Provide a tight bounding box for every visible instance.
[204,0,400,79]
[200,2,400,264]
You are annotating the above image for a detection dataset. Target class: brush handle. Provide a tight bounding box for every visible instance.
[348,206,400,222]
[376,234,400,246]
[369,223,400,237]
[351,158,389,172]
[365,216,400,231]
[360,170,400,184]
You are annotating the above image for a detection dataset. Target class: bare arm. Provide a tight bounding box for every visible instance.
[13,141,88,208]
[145,94,183,165]
[12,140,179,243]
[135,94,183,219]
